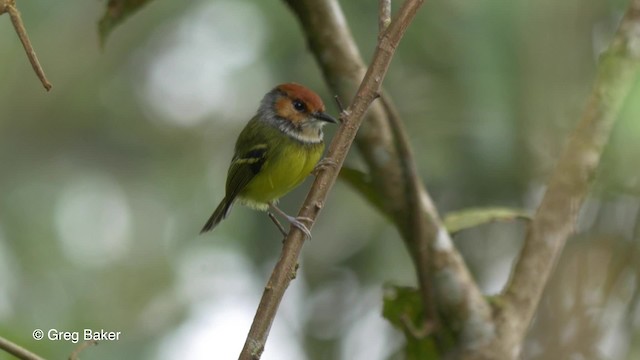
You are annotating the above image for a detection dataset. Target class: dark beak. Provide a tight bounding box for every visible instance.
[313,112,339,124]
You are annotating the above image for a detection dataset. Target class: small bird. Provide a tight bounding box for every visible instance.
[201,83,338,238]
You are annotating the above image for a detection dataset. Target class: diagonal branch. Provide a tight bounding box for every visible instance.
[491,0,640,356]
[0,335,46,360]
[379,92,440,333]
[285,0,493,352]
[238,1,425,359]
[0,0,52,91]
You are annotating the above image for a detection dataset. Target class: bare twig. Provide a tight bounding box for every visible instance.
[69,340,98,360]
[1,0,52,91]
[379,0,391,36]
[489,0,640,357]
[0,335,47,360]
[238,1,425,359]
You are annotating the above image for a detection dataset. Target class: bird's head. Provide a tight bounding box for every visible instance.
[259,83,338,143]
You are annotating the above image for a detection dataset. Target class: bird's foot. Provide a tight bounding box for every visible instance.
[284,215,312,239]
[268,204,313,239]
[313,158,338,176]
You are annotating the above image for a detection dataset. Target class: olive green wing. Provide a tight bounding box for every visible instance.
[224,144,268,202]
[201,119,270,233]
[201,144,267,234]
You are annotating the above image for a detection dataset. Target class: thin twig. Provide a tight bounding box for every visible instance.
[379,0,391,37]
[238,1,425,359]
[68,340,98,360]
[0,335,47,360]
[492,0,640,357]
[1,0,52,91]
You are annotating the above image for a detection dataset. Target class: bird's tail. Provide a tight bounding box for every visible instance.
[200,197,233,233]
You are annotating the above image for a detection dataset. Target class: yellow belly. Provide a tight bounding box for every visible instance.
[238,141,323,210]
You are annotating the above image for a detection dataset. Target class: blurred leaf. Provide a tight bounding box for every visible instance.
[444,207,531,235]
[383,285,439,360]
[339,166,389,217]
[99,0,153,47]
[383,285,422,329]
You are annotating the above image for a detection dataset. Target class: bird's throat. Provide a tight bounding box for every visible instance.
[279,122,324,144]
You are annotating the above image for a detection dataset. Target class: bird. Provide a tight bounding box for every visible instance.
[201,83,338,238]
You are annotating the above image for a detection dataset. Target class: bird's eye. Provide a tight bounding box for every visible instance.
[292,100,306,112]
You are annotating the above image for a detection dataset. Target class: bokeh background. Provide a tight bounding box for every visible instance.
[1,0,639,359]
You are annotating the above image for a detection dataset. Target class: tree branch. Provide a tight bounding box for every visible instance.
[379,0,391,36]
[284,0,493,353]
[0,0,52,91]
[238,1,425,359]
[490,0,640,356]
[378,93,440,334]
[0,335,46,360]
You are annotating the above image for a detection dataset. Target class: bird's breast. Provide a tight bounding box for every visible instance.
[239,139,324,205]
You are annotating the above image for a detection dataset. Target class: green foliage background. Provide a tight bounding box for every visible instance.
[1,0,639,359]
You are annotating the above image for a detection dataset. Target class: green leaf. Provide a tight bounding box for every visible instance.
[443,207,531,235]
[99,0,153,47]
[383,285,423,329]
[382,285,439,360]
[338,166,388,217]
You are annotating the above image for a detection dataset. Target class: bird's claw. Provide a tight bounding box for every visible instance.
[268,203,313,239]
[290,217,312,239]
[313,158,338,176]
